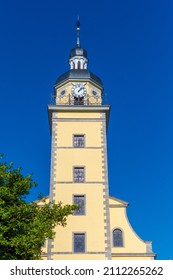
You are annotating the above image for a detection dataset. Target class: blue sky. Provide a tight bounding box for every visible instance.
[0,0,173,260]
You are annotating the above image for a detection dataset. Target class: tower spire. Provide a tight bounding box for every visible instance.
[69,18,88,70]
[76,16,80,47]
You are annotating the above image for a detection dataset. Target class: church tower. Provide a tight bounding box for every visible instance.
[45,21,156,260]
[47,20,111,260]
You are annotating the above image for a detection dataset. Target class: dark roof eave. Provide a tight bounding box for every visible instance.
[55,70,103,88]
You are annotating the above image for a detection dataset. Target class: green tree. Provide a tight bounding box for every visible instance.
[0,158,77,260]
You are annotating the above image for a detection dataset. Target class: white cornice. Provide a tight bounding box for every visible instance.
[47,105,110,134]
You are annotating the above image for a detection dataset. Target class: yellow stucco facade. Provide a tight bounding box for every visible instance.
[109,197,155,260]
[43,22,156,260]
[47,106,111,260]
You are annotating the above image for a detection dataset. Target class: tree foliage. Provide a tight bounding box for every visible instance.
[0,158,77,260]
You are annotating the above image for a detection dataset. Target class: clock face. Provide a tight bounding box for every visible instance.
[72,83,87,98]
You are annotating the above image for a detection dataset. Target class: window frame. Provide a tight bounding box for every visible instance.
[73,134,85,148]
[112,228,124,247]
[73,195,86,215]
[73,232,86,253]
[73,166,85,183]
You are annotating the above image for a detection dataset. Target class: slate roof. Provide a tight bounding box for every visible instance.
[55,69,103,87]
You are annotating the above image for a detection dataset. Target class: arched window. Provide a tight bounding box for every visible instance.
[77,61,81,69]
[113,229,123,247]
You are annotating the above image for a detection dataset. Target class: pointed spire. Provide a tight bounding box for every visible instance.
[76,16,80,47]
[69,18,88,70]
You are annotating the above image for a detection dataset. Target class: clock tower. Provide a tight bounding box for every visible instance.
[47,20,111,260]
[44,20,156,260]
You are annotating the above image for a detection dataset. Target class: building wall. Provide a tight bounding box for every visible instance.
[45,107,155,260]
[45,88,156,260]
[48,109,111,259]
[109,197,155,260]
[41,196,155,259]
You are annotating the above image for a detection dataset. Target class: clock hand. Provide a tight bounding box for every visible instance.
[78,87,83,92]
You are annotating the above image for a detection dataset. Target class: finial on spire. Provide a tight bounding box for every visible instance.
[76,16,80,47]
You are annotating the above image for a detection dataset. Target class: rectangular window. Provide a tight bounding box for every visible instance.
[73,195,85,215]
[73,135,85,148]
[73,233,85,253]
[74,167,85,183]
